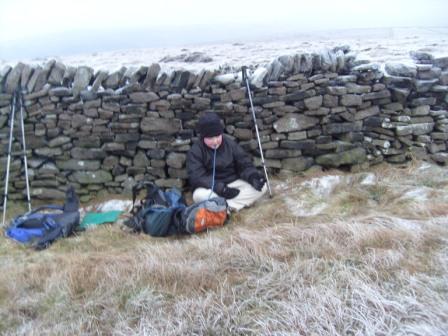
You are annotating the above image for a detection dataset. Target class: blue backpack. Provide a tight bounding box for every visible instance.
[5,186,80,250]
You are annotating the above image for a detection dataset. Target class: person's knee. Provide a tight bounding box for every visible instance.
[192,188,209,203]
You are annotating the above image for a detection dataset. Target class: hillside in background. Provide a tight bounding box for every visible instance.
[2,27,448,73]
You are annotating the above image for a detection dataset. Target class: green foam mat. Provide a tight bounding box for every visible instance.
[80,211,123,228]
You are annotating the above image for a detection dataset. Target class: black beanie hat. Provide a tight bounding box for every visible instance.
[197,112,224,138]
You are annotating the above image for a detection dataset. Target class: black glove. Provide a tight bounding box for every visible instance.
[248,172,266,191]
[220,186,240,199]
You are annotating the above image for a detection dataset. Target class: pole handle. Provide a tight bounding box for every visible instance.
[241,66,248,83]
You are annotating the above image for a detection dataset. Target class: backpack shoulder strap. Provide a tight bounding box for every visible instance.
[146,183,168,206]
[10,205,65,229]
[63,186,79,212]
[166,187,186,208]
[131,181,155,212]
[24,205,64,216]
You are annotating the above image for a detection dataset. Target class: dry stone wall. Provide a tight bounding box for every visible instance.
[1,49,448,202]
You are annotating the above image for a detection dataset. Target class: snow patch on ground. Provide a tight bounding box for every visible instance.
[98,200,132,212]
[284,175,343,217]
[82,199,133,213]
[302,175,342,197]
[274,181,289,192]
[418,162,433,171]
[400,187,431,202]
[285,197,327,217]
[360,173,376,186]
[374,215,423,231]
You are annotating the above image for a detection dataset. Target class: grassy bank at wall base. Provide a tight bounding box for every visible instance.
[1,161,447,335]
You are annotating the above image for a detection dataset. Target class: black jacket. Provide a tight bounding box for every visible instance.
[187,135,258,193]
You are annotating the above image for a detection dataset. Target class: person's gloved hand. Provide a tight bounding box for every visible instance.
[248,172,266,191]
[220,186,240,199]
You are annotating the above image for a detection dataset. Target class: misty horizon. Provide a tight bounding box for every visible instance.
[1,25,447,62]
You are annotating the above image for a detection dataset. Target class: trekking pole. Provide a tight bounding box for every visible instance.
[2,91,17,226]
[18,90,31,212]
[241,66,273,197]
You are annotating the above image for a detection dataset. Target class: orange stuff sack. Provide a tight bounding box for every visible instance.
[182,197,228,233]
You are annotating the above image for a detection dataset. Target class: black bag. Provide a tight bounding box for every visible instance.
[124,182,186,237]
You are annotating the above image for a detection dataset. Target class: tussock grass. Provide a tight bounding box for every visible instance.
[1,160,448,335]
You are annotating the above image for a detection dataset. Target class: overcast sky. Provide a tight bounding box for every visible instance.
[1,0,447,59]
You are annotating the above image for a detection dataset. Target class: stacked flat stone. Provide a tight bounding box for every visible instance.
[0,48,447,202]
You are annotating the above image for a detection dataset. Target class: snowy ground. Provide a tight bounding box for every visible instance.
[278,161,448,218]
[2,27,448,73]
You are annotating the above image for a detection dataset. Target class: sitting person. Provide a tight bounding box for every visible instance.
[186,112,267,211]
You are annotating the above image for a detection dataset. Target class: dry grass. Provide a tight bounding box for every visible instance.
[1,160,448,335]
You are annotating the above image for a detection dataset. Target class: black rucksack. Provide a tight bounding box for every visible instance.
[124,181,186,236]
[5,186,80,250]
